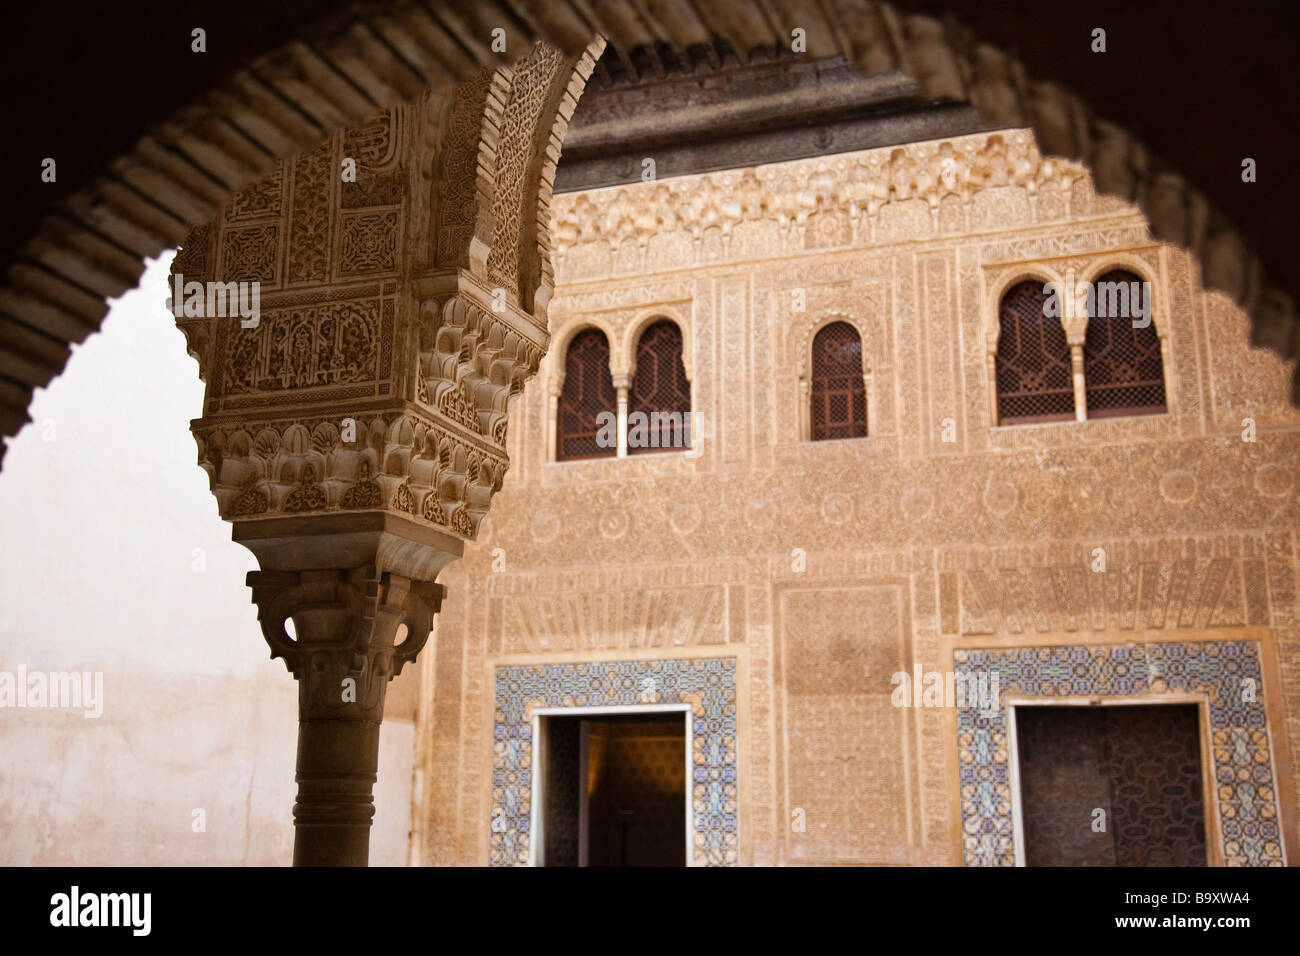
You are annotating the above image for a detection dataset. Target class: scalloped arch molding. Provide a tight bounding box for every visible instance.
[2,0,1295,471]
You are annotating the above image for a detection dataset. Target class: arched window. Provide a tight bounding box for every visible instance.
[1084,269,1167,418]
[629,319,691,453]
[810,321,867,441]
[557,328,616,461]
[995,280,1074,425]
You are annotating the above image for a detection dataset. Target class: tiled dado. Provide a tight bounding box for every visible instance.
[955,640,1285,867]
[490,657,739,866]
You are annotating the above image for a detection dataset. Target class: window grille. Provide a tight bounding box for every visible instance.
[557,328,616,461]
[995,280,1075,424]
[810,321,867,441]
[1084,269,1167,418]
[629,320,691,453]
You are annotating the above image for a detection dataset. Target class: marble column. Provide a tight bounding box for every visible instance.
[240,513,462,866]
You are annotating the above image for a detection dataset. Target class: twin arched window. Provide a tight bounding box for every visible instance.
[556,278,1162,456]
[995,281,1075,424]
[556,319,690,460]
[557,328,616,461]
[629,320,691,454]
[995,269,1166,425]
[810,321,867,441]
[1083,269,1168,418]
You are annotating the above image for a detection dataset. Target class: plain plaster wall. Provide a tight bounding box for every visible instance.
[0,254,413,865]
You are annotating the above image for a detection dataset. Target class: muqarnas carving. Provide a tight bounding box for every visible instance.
[196,413,507,540]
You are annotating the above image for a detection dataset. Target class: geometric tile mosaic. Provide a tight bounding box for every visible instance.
[954,640,1285,867]
[490,657,739,866]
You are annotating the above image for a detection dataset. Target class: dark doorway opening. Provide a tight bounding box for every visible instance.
[539,711,687,867]
[1015,703,1208,866]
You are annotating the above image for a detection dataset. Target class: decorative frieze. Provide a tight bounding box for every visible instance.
[487,583,729,653]
[195,407,509,538]
[552,129,1092,277]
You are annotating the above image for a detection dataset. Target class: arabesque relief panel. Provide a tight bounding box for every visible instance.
[417,128,1300,866]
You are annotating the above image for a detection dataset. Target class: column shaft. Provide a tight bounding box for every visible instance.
[293,715,382,866]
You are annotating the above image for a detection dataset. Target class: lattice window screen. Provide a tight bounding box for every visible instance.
[995,280,1075,425]
[1084,269,1167,418]
[810,321,867,441]
[557,328,616,461]
[629,319,691,453]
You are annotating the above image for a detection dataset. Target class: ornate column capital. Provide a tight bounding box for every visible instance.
[235,511,459,866]
[239,511,460,719]
[247,567,443,719]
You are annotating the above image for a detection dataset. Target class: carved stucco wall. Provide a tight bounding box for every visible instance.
[174,41,604,543]
[413,128,1300,866]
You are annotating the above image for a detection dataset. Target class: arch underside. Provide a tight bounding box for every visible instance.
[1,0,1295,479]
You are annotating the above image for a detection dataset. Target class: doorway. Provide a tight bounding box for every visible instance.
[534,709,689,866]
[1011,702,1209,866]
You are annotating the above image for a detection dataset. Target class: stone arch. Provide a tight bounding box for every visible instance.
[2,3,1297,473]
[984,268,1074,426]
[3,0,1297,871]
[426,70,508,275]
[796,310,874,441]
[1078,253,1169,340]
[622,307,693,383]
[983,266,1068,356]
[1076,257,1174,420]
[795,309,873,380]
[549,315,619,392]
[422,38,603,315]
[544,317,618,463]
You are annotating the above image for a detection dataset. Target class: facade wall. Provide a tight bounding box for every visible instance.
[414,129,1300,866]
